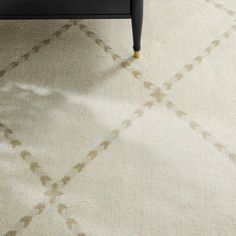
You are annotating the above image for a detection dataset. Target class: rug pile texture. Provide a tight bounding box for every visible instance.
[1,0,236,235]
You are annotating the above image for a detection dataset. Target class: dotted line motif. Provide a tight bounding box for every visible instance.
[205,0,236,18]
[164,100,236,163]
[56,94,165,190]
[77,21,236,164]
[51,19,236,193]
[4,202,47,236]
[161,22,236,91]
[0,21,78,85]
[57,203,87,236]
[0,122,53,189]
[3,2,236,233]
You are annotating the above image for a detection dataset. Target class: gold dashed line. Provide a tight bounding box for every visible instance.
[77,22,236,96]
[48,21,236,191]
[0,122,53,189]
[56,96,162,188]
[161,23,236,91]
[2,20,84,236]
[56,203,87,235]
[77,23,236,165]
[0,20,78,85]
[205,0,236,18]
[3,13,236,235]
[4,202,47,236]
[164,100,236,163]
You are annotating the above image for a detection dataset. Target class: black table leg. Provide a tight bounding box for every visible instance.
[131,0,143,58]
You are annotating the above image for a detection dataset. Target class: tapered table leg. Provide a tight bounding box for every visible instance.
[131,0,143,58]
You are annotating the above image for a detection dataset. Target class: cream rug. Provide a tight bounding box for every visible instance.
[1,0,236,235]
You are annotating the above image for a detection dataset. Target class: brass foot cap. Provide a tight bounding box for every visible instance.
[134,51,141,58]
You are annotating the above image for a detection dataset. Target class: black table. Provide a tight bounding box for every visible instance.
[0,0,143,58]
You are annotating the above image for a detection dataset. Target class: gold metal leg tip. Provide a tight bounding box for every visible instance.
[134,51,141,58]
